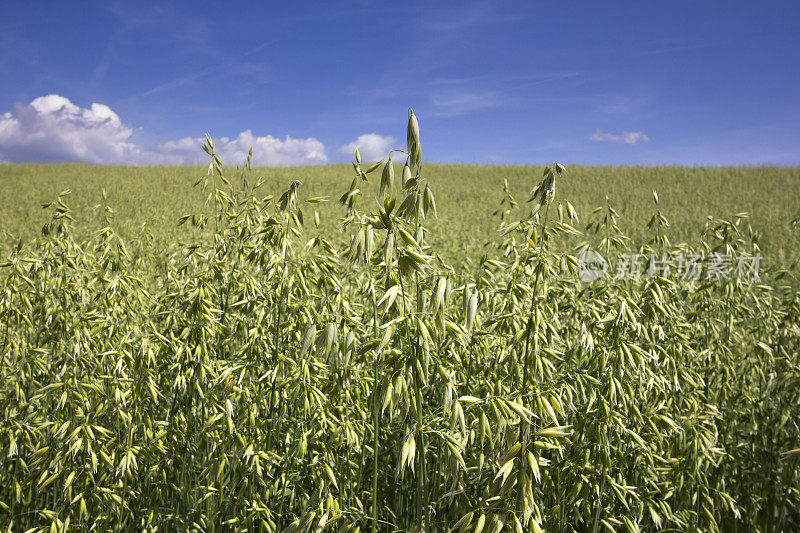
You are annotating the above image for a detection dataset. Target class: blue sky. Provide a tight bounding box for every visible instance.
[0,1,798,165]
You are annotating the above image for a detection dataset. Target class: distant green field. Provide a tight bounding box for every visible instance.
[1,163,798,266]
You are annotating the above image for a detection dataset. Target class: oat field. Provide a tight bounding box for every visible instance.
[1,113,800,532]
[1,162,798,265]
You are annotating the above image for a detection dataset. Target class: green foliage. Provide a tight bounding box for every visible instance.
[1,163,799,266]
[1,114,800,532]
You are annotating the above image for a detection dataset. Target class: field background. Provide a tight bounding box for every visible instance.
[1,163,798,267]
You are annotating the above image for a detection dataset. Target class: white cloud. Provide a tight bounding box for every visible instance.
[157,131,328,166]
[219,130,326,166]
[590,130,650,145]
[0,94,328,165]
[339,133,395,162]
[0,95,139,163]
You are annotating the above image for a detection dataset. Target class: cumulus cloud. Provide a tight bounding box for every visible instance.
[154,131,327,166]
[339,133,395,162]
[217,130,326,166]
[0,94,328,165]
[590,130,650,145]
[0,95,139,163]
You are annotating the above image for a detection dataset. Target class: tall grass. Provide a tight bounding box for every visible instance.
[1,163,798,266]
[1,112,799,531]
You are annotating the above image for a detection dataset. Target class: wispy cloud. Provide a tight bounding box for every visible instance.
[134,41,273,101]
[91,4,214,89]
[430,90,502,117]
[94,4,273,102]
[418,3,494,33]
[345,71,582,120]
[0,94,327,165]
[599,94,650,115]
[427,72,581,117]
[139,69,214,99]
[591,130,650,145]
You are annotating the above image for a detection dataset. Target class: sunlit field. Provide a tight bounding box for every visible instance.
[1,116,800,531]
[1,163,798,265]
